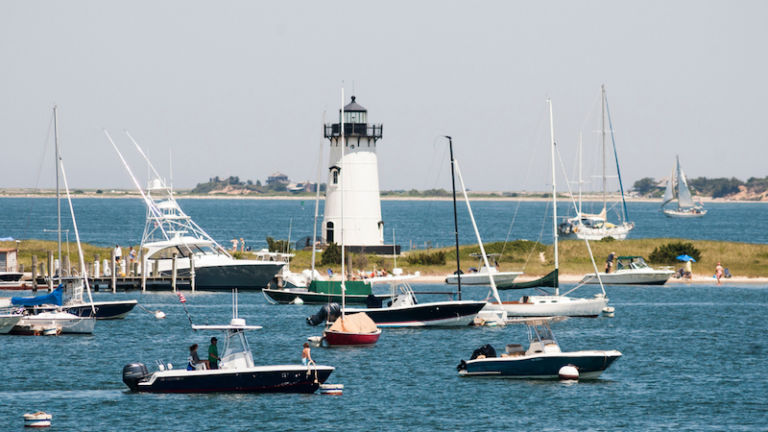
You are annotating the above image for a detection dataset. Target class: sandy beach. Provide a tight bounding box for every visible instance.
[405,273,768,285]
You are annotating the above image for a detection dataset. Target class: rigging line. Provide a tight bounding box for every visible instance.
[24,110,56,237]
[604,93,630,222]
[519,197,550,273]
[500,107,548,259]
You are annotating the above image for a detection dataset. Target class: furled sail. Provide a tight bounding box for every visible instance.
[661,167,675,208]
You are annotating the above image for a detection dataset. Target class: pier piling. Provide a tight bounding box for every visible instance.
[171,253,178,292]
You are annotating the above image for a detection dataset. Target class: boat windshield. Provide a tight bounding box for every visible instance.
[617,257,649,270]
[149,243,218,259]
[220,330,254,369]
[529,323,557,345]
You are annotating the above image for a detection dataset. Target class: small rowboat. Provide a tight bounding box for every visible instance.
[24,412,52,428]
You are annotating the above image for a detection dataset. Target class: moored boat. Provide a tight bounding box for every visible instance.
[580,256,674,285]
[457,318,622,378]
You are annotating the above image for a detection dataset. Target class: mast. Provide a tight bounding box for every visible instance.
[340,88,346,317]
[53,105,62,282]
[601,84,607,215]
[578,131,583,217]
[548,99,559,296]
[310,112,325,277]
[446,136,462,300]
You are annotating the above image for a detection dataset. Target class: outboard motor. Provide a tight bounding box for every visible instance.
[365,294,382,308]
[470,344,497,360]
[122,363,149,391]
[306,303,341,326]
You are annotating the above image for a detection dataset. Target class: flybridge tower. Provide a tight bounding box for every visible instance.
[322,96,399,254]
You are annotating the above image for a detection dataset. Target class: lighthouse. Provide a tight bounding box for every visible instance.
[322,96,399,254]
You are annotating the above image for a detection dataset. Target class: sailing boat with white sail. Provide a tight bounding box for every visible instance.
[661,156,707,218]
[487,99,608,318]
[558,85,633,240]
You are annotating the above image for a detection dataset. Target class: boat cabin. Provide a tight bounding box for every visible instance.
[616,256,650,271]
[144,237,220,260]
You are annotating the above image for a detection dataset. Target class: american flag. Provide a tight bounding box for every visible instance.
[177,292,186,303]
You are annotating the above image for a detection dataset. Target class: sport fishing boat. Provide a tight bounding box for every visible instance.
[122,292,334,393]
[457,318,622,378]
[581,256,674,285]
[661,155,707,218]
[108,133,285,290]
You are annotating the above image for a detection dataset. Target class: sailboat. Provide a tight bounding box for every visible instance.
[558,85,633,240]
[107,132,286,290]
[319,89,381,346]
[11,106,97,334]
[487,99,608,318]
[661,156,707,218]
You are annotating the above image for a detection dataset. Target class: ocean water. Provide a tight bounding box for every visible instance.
[0,198,767,249]
[0,284,766,430]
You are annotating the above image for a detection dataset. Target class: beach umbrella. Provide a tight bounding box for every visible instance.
[676,255,696,262]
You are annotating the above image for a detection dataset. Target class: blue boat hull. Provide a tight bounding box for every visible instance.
[459,352,621,378]
[132,368,333,393]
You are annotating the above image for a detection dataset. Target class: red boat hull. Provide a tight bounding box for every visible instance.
[323,329,381,347]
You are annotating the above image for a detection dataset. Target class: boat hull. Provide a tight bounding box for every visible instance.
[581,270,673,285]
[62,300,138,319]
[459,350,622,378]
[323,329,381,346]
[131,365,334,393]
[166,262,285,290]
[262,288,389,305]
[345,301,486,327]
[663,209,707,218]
[11,314,95,334]
[0,314,22,334]
[445,271,522,286]
[497,295,608,318]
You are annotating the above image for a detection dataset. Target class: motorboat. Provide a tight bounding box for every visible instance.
[558,85,634,240]
[7,286,95,334]
[108,133,286,290]
[122,292,335,393]
[0,271,26,289]
[581,256,674,285]
[445,255,522,286]
[263,277,390,305]
[338,278,486,327]
[661,155,707,218]
[457,318,622,378]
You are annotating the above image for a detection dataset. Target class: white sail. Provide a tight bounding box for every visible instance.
[676,157,695,209]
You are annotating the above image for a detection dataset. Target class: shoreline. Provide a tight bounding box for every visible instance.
[404,273,768,285]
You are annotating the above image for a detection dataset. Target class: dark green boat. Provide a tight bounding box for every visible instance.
[262,280,389,305]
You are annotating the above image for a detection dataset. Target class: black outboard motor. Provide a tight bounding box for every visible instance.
[306,303,341,326]
[365,294,382,308]
[470,344,497,360]
[122,363,149,391]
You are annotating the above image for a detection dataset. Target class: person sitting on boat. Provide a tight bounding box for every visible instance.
[302,342,312,366]
[187,344,207,370]
[208,337,221,370]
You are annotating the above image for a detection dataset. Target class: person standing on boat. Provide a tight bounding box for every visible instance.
[302,342,312,366]
[715,262,724,285]
[605,252,616,273]
[208,337,221,369]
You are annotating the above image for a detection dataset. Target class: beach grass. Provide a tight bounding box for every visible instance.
[3,238,763,279]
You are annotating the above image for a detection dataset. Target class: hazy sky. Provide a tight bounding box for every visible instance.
[1,1,765,193]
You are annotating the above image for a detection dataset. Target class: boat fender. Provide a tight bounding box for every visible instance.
[559,365,579,381]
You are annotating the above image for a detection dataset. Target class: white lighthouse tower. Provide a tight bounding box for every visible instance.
[322,96,398,254]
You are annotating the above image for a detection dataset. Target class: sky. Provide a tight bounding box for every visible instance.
[0,0,765,193]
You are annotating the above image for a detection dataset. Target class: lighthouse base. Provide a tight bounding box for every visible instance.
[344,245,401,255]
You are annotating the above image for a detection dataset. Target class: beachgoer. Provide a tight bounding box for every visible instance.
[715,262,724,285]
[188,343,205,370]
[240,238,245,253]
[302,342,312,366]
[684,259,693,279]
[230,239,238,252]
[605,252,616,273]
[208,337,221,369]
[114,244,122,263]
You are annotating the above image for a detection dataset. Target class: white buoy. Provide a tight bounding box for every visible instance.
[319,383,343,395]
[307,336,323,347]
[23,411,52,428]
[154,311,166,319]
[290,297,304,305]
[558,365,579,381]
[602,306,615,318]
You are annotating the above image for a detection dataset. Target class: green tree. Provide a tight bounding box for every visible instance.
[632,177,656,195]
[649,241,702,265]
[321,243,341,265]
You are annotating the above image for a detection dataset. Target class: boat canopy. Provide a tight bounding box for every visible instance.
[12,286,63,306]
[144,237,217,259]
[327,312,378,333]
[496,269,558,290]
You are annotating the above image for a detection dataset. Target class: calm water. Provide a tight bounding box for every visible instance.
[0,284,767,430]
[1,198,767,249]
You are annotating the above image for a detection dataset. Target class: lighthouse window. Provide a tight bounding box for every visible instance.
[332,171,338,184]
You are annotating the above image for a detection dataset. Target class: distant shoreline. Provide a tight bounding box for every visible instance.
[0,192,765,203]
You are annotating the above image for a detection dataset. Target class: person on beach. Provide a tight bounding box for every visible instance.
[231,239,238,253]
[715,262,724,285]
[684,259,693,279]
[605,252,616,273]
[208,337,221,369]
[302,342,312,366]
[240,238,245,253]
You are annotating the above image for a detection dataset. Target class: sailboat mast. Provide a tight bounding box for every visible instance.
[601,84,607,214]
[53,105,62,282]
[340,88,346,316]
[446,136,462,300]
[578,130,583,217]
[548,99,559,296]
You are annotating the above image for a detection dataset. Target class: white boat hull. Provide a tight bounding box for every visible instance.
[445,270,522,286]
[561,224,633,241]
[581,269,674,285]
[663,208,707,218]
[14,312,95,334]
[0,314,22,334]
[488,295,608,318]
